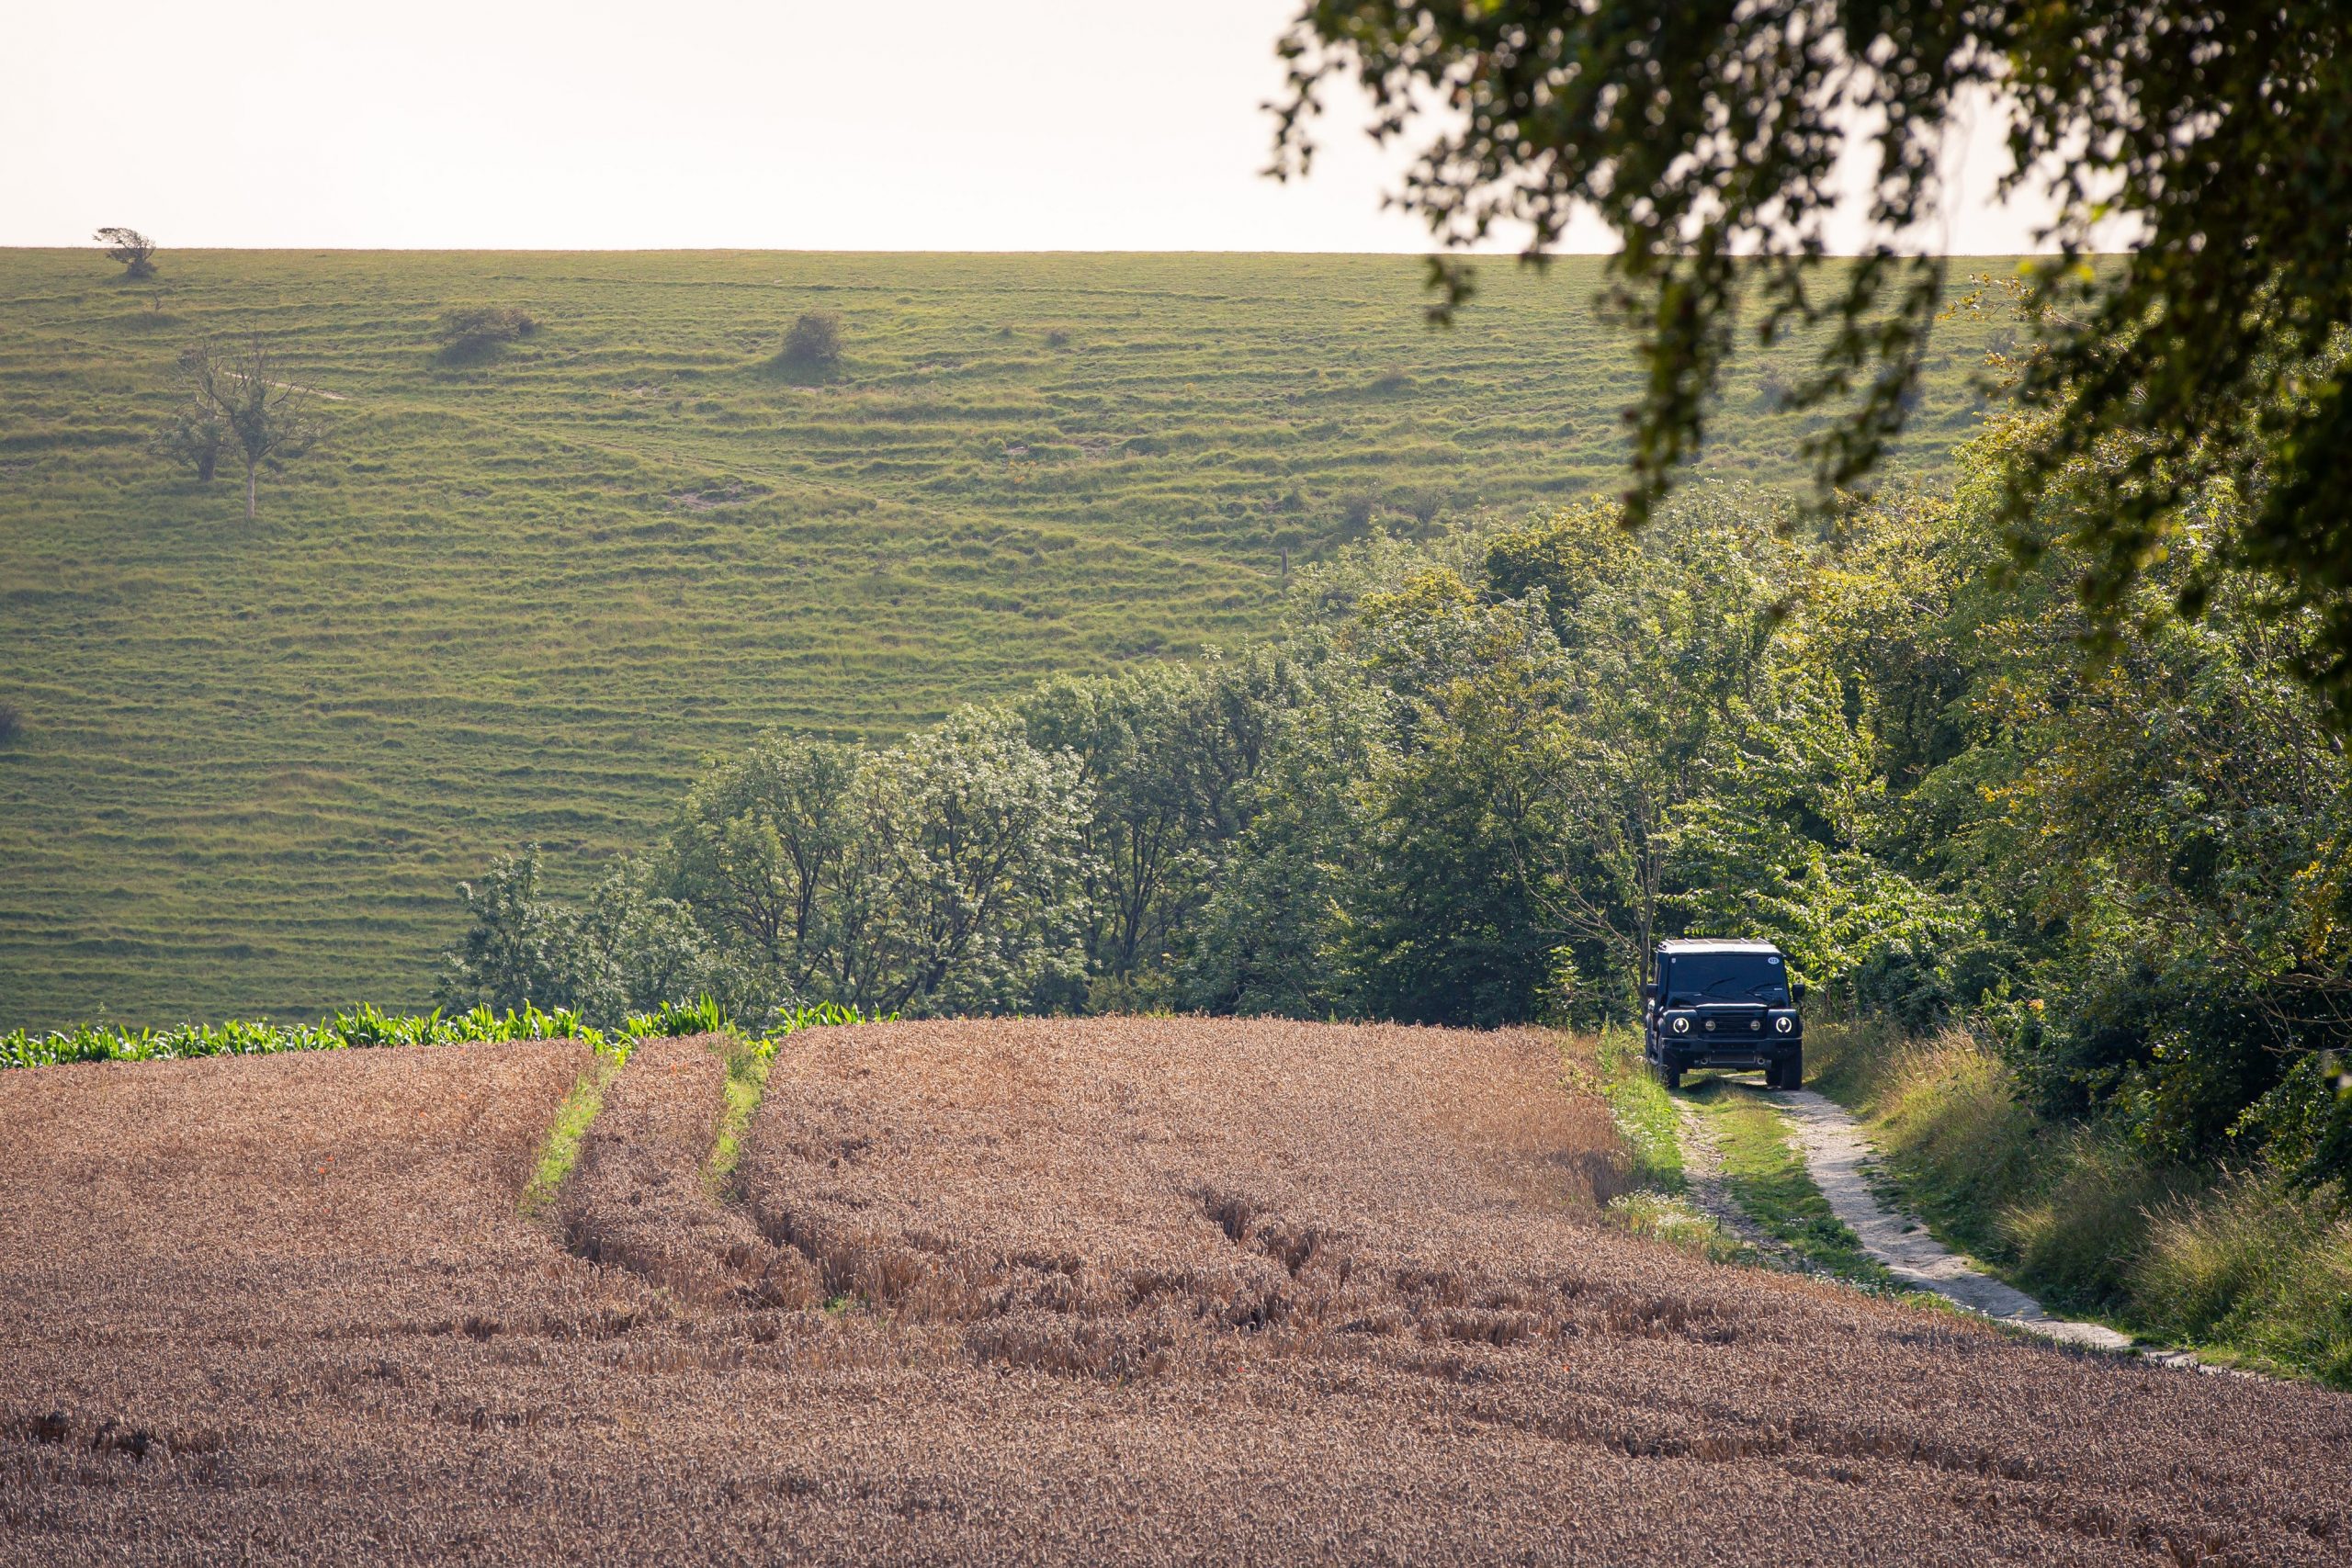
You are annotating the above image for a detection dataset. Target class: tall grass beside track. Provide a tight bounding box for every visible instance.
[0,249,2013,1030]
[1808,1018,2352,1386]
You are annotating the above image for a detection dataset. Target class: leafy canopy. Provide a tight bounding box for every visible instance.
[1269,2,2352,711]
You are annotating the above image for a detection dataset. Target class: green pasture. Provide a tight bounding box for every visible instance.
[0,248,2010,1027]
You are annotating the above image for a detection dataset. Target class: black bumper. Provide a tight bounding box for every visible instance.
[1660,1040,1799,1070]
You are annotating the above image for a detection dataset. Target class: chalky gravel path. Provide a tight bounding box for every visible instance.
[1770,1089,2132,1351]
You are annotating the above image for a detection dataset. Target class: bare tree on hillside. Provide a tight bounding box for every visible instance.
[94,227,158,279]
[178,339,324,521]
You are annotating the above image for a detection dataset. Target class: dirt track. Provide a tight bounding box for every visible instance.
[1,1021,2346,1564]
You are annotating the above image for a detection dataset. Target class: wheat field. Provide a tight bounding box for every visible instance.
[1,1020,2343,1564]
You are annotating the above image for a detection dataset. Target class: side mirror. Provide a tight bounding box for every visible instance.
[1792,981,1808,1003]
[1640,982,1657,1000]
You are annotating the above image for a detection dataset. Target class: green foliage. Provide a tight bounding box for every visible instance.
[660,734,862,996]
[1015,659,1271,1000]
[820,707,1094,1015]
[1274,4,2352,717]
[0,1000,600,1069]
[618,994,732,1041]
[1,992,885,1075]
[447,716,1093,1021]
[150,400,227,481]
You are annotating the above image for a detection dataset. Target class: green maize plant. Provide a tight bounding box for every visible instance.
[1,998,885,1071]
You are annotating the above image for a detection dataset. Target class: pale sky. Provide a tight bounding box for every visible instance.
[7,0,2056,254]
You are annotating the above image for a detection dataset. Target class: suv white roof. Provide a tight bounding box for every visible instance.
[1657,938,1782,953]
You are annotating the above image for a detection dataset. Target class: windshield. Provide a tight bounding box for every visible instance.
[1663,952,1788,1004]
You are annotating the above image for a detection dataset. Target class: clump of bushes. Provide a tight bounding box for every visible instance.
[0,702,19,744]
[151,403,227,481]
[776,310,842,373]
[435,305,539,359]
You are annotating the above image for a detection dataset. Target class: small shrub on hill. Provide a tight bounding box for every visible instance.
[777,310,842,372]
[435,305,538,359]
[0,703,19,744]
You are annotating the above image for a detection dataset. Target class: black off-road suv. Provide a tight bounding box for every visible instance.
[1642,938,1805,1090]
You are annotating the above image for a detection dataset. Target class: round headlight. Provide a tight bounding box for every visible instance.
[1671,1015,1690,1034]
[1775,1016,1794,1034]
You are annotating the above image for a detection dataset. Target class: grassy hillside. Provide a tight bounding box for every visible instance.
[0,249,2011,1028]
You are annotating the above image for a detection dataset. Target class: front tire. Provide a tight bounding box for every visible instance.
[1779,1050,1803,1090]
[1662,1064,1682,1091]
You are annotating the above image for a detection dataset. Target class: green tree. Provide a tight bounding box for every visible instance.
[1922,423,2352,1156]
[435,847,591,1017]
[151,401,226,482]
[662,733,861,997]
[178,338,323,520]
[1016,655,1289,1003]
[1018,666,1205,994]
[1182,659,1384,1018]
[831,708,1094,1017]
[1338,566,1574,1022]
[94,226,157,279]
[1482,498,1788,1002]
[436,847,721,1028]
[1271,3,2352,715]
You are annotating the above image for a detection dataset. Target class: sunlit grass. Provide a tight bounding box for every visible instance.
[1680,1077,1895,1288]
[520,1048,625,1219]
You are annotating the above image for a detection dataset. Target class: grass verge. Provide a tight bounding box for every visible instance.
[1808,1018,2352,1386]
[1593,1027,1684,1192]
[1584,1029,1742,1261]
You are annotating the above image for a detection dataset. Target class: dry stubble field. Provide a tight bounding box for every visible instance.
[1,1020,2346,1564]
